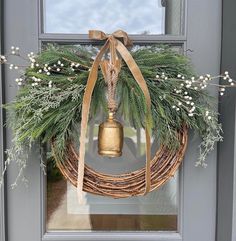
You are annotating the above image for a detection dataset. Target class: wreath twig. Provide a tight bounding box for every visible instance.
[52,127,188,198]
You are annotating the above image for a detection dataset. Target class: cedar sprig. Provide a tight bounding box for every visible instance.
[0,44,233,186]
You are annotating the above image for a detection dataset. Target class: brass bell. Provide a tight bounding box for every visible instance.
[98,112,124,157]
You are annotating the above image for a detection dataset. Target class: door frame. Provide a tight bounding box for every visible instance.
[217,0,236,240]
[0,0,7,240]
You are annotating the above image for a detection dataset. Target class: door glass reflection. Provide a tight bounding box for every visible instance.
[43,0,183,35]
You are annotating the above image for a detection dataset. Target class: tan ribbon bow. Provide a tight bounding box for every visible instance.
[77,30,152,202]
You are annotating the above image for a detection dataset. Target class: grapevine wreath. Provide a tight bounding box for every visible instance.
[0,30,235,198]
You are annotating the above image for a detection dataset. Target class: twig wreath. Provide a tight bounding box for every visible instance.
[0,30,235,198]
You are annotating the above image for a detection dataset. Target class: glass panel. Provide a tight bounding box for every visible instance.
[46,125,179,231]
[43,0,183,35]
[44,43,182,231]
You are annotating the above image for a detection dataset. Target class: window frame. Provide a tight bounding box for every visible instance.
[39,0,187,240]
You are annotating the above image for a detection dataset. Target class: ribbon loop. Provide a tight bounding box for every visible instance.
[88,30,108,41]
[89,29,133,47]
[77,30,152,202]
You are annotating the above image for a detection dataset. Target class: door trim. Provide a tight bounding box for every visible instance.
[0,0,6,240]
[42,232,182,241]
[217,0,236,240]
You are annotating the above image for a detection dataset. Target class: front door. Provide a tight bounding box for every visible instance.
[1,0,221,240]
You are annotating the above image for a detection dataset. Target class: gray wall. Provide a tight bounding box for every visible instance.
[217,0,236,240]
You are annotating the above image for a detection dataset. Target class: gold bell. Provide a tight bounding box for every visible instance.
[98,112,124,157]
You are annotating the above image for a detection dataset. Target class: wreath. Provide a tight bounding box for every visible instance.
[0,30,234,198]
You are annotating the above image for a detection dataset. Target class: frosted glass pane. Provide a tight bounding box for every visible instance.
[43,0,183,35]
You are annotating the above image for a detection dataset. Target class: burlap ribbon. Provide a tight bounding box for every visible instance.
[77,30,152,202]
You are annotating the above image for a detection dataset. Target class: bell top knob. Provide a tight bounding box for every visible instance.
[108,112,114,120]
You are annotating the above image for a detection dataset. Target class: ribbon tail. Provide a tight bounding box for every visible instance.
[116,40,152,195]
[77,40,110,203]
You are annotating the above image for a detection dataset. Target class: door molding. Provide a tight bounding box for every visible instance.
[217,0,236,240]
[0,0,6,240]
[42,232,182,241]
